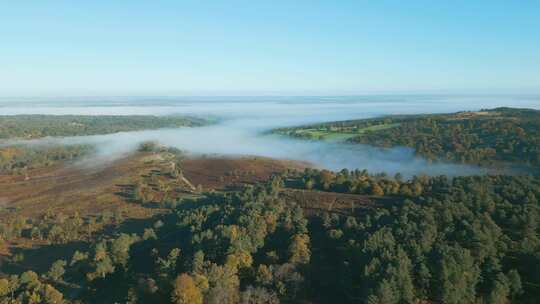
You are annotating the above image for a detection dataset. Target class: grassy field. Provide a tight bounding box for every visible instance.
[285,122,400,141]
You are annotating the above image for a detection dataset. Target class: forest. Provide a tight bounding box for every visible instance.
[3,0,538,302]
[273,107,540,170]
[0,109,539,303]
[0,115,206,139]
[1,150,539,303]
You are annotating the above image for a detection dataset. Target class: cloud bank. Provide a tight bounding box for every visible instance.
[2,95,538,177]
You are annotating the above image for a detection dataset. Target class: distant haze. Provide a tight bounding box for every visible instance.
[1,95,539,177]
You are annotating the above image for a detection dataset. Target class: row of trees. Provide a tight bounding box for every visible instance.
[289,167,428,197]
[0,144,94,173]
[0,115,205,139]
[0,210,125,249]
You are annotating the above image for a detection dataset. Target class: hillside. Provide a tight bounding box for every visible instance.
[0,109,539,303]
[273,107,540,171]
[1,148,538,303]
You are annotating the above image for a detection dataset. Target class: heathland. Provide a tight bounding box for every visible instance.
[0,109,539,304]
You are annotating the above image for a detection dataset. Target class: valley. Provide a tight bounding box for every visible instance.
[0,106,539,303]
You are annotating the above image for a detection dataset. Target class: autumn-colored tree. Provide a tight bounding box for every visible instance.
[226,251,253,271]
[256,265,273,285]
[289,233,311,265]
[171,273,203,304]
[370,183,384,196]
[42,284,64,304]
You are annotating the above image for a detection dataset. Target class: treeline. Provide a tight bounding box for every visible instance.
[289,167,427,197]
[0,209,126,247]
[0,144,94,173]
[273,116,402,140]
[350,108,540,167]
[0,115,206,139]
[275,107,540,169]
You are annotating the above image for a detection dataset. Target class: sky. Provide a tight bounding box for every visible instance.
[0,1,539,96]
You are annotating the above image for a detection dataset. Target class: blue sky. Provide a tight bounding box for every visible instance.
[0,1,539,96]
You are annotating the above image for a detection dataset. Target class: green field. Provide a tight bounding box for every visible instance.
[283,123,400,141]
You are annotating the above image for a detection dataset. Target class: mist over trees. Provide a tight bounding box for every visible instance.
[275,107,540,172]
[1,107,539,303]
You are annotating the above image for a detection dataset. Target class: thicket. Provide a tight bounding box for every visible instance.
[2,170,538,303]
[0,144,94,173]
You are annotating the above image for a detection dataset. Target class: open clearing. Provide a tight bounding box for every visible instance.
[0,153,309,256]
[0,154,158,221]
[0,154,310,224]
[182,156,310,190]
[290,123,401,141]
[0,151,380,270]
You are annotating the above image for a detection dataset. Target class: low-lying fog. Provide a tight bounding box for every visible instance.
[2,95,540,177]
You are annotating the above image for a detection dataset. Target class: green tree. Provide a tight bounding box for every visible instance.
[437,245,480,304]
[47,260,67,282]
[368,279,399,304]
[70,250,88,266]
[110,233,139,266]
[142,228,158,240]
[507,269,523,300]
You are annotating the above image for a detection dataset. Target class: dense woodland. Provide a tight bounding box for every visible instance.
[275,107,540,170]
[1,164,539,303]
[0,115,206,139]
[283,169,540,303]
